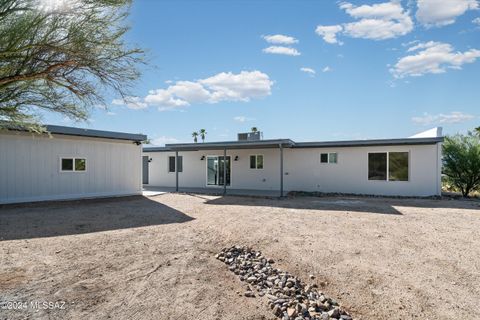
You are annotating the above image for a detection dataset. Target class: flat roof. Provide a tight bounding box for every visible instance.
[3,123,147,142]
[293,137,444,148]
[145,139,295,151]
[143,136,443,152]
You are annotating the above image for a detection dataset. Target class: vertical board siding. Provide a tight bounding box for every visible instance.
[0,132,142,204]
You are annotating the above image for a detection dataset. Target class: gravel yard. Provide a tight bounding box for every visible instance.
[1,193,479,320]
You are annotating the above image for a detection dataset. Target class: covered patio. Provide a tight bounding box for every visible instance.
[145,139,295,197]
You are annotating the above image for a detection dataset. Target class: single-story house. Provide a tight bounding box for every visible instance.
[0,125,146,204]
[142,128,443,197]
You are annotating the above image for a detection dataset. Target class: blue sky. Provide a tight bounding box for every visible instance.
[45,0,480,145]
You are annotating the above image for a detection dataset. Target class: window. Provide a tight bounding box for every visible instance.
[61,158,86,172]
[320,153,337,164]
[389,152,408,181]
[168,156,183,173]
[61,158,73,171]
[75,159,86,171]
[250,155,263,169]
[368,153,387,180]
[368,152,409,181]
[328,153,337,164]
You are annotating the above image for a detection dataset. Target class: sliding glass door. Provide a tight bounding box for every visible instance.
[207,156,231,186]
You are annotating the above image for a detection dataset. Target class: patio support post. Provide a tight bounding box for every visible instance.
[279,144,284,197]
[223,147,227,195]
[175,150,179,192]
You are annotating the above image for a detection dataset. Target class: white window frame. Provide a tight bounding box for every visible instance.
[320,152,338,164]
[249,154,264,170]
[60,157,87,173]
[367,151,410,182]
[205,155,232,187]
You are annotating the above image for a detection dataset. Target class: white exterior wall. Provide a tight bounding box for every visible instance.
[0,132,142,204]
[144,143,442,197]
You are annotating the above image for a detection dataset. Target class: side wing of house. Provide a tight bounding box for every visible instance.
[0,131,143,204]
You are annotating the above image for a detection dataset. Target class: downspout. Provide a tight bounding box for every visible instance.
[175,150,179,192]
[223,147,227,196]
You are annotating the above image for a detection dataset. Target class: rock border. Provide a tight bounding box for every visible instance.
[217,246,353,320]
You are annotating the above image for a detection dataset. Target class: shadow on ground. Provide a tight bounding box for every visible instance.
[0,196,194,241]
[203,194,480,216]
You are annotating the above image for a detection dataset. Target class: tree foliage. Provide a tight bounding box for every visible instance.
[0,0,144,132]
[442,132,480,197]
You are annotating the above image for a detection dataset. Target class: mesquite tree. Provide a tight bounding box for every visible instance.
[442,133,480,197]
[0,0,144,132]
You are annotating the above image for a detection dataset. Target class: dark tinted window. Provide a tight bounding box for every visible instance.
[368,153,387,180]
[389,152,408,181]
[250,155,256,169]
[169,156,182,172]
[168,156,175,172]
[62,158,73,171]
[320,153,328,163]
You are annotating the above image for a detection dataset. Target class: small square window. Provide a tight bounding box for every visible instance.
[75,158,86,171]
[329,153,337,164]
[250,155,263,169]
[320,153,328,163]
[61,158,73,171]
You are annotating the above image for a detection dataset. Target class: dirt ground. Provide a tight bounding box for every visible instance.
[0,193,479,320]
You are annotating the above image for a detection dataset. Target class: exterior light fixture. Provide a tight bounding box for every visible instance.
[234,156,239,161]
[200,155,205,160]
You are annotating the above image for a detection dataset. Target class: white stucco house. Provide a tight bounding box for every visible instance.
[142,129,443,197]
[0,124,146,204]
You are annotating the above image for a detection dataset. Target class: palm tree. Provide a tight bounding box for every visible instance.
[192,131,199,143]
[475,127,480,136]
[251,127,258,133]
[199,129,207,142]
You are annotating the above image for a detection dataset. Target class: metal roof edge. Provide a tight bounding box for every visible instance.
[143,137,444,152]
[1,123,147,142]
[293,137,444,148]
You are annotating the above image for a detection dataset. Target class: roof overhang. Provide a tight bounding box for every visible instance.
[143,137,443,152]
[144,139,295,152]
[293,137,444,148]
[2,123,147,142]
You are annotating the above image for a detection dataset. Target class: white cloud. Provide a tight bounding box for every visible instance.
[412,112,475,125]
[316,1,413,44]
[300,67,316,75]
[262,46,301,56]
[322,66,332,72]
[143,70,273,110]
[262,34,298,45]
[473,17,480,25]
[315,25,344,44]
[150,136,180,146]
[112,96,148,110]
[391,41,480,78]
[233,116,255,123]
[340,1,413,40]
[106,111,116,116]
[416,0,479,27]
